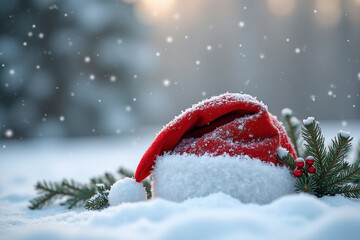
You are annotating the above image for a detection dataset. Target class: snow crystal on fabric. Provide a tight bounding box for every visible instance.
[159,93,267,134]
[152,153,295,204]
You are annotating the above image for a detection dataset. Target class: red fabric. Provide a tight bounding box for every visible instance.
[134,93,296,182]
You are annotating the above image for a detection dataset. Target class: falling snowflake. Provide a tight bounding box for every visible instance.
[59,116,65,122]
[238,21,245,28]
[166,36,173,43]
[295,48,301,54]
[4,129,14,138]
[163,79,170,87]
[206,45,212,51]
[109,75,116,82]
[84,56,91,63]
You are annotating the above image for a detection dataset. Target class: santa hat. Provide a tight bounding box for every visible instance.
[108,93,297,205]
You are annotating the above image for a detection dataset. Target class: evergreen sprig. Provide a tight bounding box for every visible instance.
[30,167,152,210]
[281,108,303,157]
[29,171,113,210]
[84,184,110,210]
[281,109,360,199]
[29,173,115,210]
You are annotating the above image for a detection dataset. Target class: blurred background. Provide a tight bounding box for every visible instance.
[0,0,359,139]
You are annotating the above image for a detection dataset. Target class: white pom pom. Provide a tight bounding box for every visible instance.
[108,178,147,206]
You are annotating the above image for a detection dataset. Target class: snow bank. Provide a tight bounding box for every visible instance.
[2,193,360,240]
[152,153,295,204]
[1,123,360,240]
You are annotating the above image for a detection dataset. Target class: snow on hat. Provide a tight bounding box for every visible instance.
[108,93,297,205]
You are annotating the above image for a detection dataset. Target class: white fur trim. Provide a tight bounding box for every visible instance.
[108,178,147,206]
[152,153,295,204]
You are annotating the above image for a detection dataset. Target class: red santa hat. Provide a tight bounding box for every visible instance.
[108,93,297,205]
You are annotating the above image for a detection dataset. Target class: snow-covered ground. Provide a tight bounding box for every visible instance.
[1,121,360,240]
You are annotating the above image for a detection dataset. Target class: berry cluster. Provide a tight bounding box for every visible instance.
[293,156,316,177]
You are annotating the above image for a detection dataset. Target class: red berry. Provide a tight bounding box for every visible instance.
[295,158,305,168]
[305,156,315,166]
[293,168,303,177]
[307,165,316,174]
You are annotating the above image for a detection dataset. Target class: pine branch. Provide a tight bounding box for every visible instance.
[352,143,360,184]
[281,115,360,200]
[118,168,134,178]
[105,173,117,186]
[277,150,296,170]
[29,181,76,210]
[295,176,317,194]
[317,133,352,187]
[333,184,360,198]
[84,184,110,210]
[142,179,152,199]
[29,168,141,210]
[301,118,326,181]
[281,108,302,157]
[285,118,300,156]
[62,179,83,192]
[323,163,360,189]
[84,193,109,210]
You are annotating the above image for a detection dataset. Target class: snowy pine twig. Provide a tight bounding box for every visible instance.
[280,109,360,198]
[30,172,116,210]
[30,168,152,210]
[84,184,110,210]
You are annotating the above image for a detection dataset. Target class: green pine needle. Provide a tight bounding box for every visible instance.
[29,168,139,210]
[294,176,317,194]
[317,133,352,187]
[280,114,360,199]
[301,119,327,182]
[277,151,296,170]
[281,110,302,157]
[84,184,110,210]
